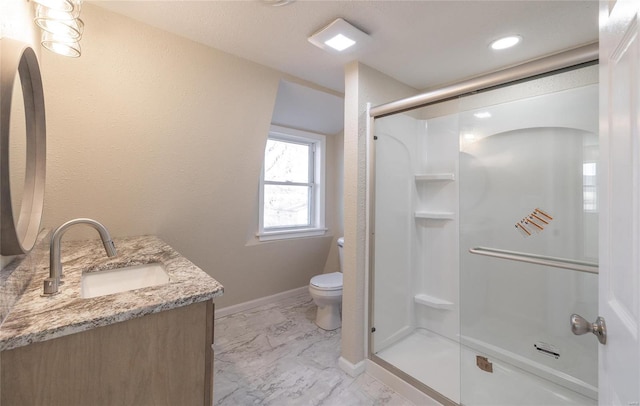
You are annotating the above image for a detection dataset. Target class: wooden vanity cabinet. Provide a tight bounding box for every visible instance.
[1,300,214,406]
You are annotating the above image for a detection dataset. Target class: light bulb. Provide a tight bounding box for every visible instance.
[35,5,84,40]
[32,0,74,12]
[41,32,81,57]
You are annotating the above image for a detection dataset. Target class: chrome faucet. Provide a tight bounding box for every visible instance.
[43,218,117,295]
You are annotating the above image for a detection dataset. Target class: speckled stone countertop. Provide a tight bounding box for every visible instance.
[0,235,224,351]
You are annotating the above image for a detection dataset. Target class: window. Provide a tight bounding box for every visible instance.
[258,125,326,241]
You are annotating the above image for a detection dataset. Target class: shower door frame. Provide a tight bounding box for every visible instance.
[367,42,599,404]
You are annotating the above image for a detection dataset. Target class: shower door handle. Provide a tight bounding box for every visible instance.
[570,314,607,345]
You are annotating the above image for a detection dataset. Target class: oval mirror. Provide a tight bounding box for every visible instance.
[10,66,27,237]
[0,39,46,255]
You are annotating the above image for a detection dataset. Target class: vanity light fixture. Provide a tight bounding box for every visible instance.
[32,0,84,57]
[308,18,370,54]
[41,32,81,58]
[32,0,74,12]
[490,35,522,50]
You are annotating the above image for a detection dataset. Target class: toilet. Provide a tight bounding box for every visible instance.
[309,237,344,330]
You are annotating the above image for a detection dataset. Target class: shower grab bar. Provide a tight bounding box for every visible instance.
[469,247,598,274]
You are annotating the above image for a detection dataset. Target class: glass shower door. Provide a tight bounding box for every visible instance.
[458,78,599,405]
[370,65,599,406]
[371,102,461,405]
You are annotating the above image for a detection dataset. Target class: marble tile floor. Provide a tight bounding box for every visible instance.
[213,291,415,406]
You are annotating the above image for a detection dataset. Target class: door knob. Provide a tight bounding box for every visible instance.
[570,314,607,345]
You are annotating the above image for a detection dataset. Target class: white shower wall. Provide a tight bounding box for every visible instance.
[459,82,599,400]
[412,112,460,342]
[372,113,423,350]
[373,108,461,350]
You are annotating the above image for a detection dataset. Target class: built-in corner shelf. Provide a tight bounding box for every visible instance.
[414,211,455,220]
[414,173,455,182]
[414,293,454,310]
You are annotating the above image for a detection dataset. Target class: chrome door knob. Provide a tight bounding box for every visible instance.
[570,314,607,345]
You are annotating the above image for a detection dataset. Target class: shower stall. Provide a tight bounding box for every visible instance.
[368,46,599,405]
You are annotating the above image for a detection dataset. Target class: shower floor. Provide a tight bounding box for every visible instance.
[376,329,461,403]
[375,328,596,405]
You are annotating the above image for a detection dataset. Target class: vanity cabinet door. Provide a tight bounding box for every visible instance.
[1,300,214,406]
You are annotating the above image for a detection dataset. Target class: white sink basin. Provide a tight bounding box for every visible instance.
[81,262,169,299]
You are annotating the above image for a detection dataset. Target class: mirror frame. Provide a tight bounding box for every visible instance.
[0,39,46,255]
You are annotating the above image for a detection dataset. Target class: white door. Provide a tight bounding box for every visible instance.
[599,0,640,404]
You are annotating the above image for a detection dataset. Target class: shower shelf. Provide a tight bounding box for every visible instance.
[469,247,598,274]
[414,293,454,310]
[414,211,455,220]
[414,173,455,182]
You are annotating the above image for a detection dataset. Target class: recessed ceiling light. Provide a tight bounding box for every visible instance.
[490,35,522,50]
[308,18,370,54]
[325,34,356,51]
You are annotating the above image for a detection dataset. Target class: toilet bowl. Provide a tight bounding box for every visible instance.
[309,272,343,330]
[309,237,344,330]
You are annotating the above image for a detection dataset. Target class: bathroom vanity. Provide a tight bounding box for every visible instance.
[0,38,222,406]
[0,234,224,406]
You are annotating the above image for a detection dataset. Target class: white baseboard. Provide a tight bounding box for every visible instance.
[365,359,441,406]
[214,286,308,319]
[338,356,366,377]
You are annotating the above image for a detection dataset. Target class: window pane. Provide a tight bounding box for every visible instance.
[264,184,310,228]
[264,139,310,183]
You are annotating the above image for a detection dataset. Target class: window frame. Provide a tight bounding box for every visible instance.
[257,125,327,241]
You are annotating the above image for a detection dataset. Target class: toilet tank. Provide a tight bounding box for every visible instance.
[337,237,344,272]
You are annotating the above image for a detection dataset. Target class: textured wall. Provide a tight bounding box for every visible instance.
[0,0,39,46]
[342,62,417,366]
[37,4,338,308]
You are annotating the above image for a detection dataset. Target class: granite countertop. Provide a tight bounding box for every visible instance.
[0,235,224,351]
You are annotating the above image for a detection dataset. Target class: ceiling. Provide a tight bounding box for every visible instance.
[91,1,599,95]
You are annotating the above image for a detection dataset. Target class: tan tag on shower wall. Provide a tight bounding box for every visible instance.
[476,355,493,373]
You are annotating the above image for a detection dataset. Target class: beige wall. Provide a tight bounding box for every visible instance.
[2,2,342,308]
[322,130,345,274]
[341,62,417,366]
[0,0,39,46]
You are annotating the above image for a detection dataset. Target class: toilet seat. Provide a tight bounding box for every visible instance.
[310,272,342,291]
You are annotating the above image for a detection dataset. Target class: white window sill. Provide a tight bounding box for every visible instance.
[257,228,328,242]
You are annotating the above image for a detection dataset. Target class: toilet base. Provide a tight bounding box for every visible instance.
[315,304,341,330]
